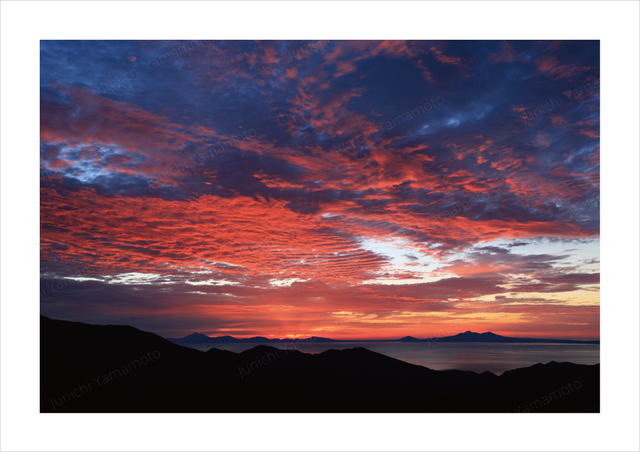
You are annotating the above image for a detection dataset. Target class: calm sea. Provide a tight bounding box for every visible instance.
[180,341,600,375]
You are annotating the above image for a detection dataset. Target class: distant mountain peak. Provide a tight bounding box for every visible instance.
[456,331,502,337]
[185,332,211,338]
[167,332,239,343]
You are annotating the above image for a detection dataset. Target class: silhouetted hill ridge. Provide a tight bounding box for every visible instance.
[167,329,598,345]
[167,333,337,344]
[40,316,599,413]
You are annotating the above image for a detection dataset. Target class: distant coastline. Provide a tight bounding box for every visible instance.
[166,330,599,345]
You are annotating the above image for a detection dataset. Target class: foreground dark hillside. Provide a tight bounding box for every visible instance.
[41,316,599,413]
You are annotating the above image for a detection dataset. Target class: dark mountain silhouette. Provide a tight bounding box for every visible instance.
[167,333,336,345]
[169,332,238,343]
[430,331,600,344]
[168,330,599,345]
[41,316,599,413]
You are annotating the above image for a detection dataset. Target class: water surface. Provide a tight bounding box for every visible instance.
[180,341,600,375]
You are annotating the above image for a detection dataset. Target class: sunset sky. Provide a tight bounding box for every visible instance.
[40,40,600,340]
